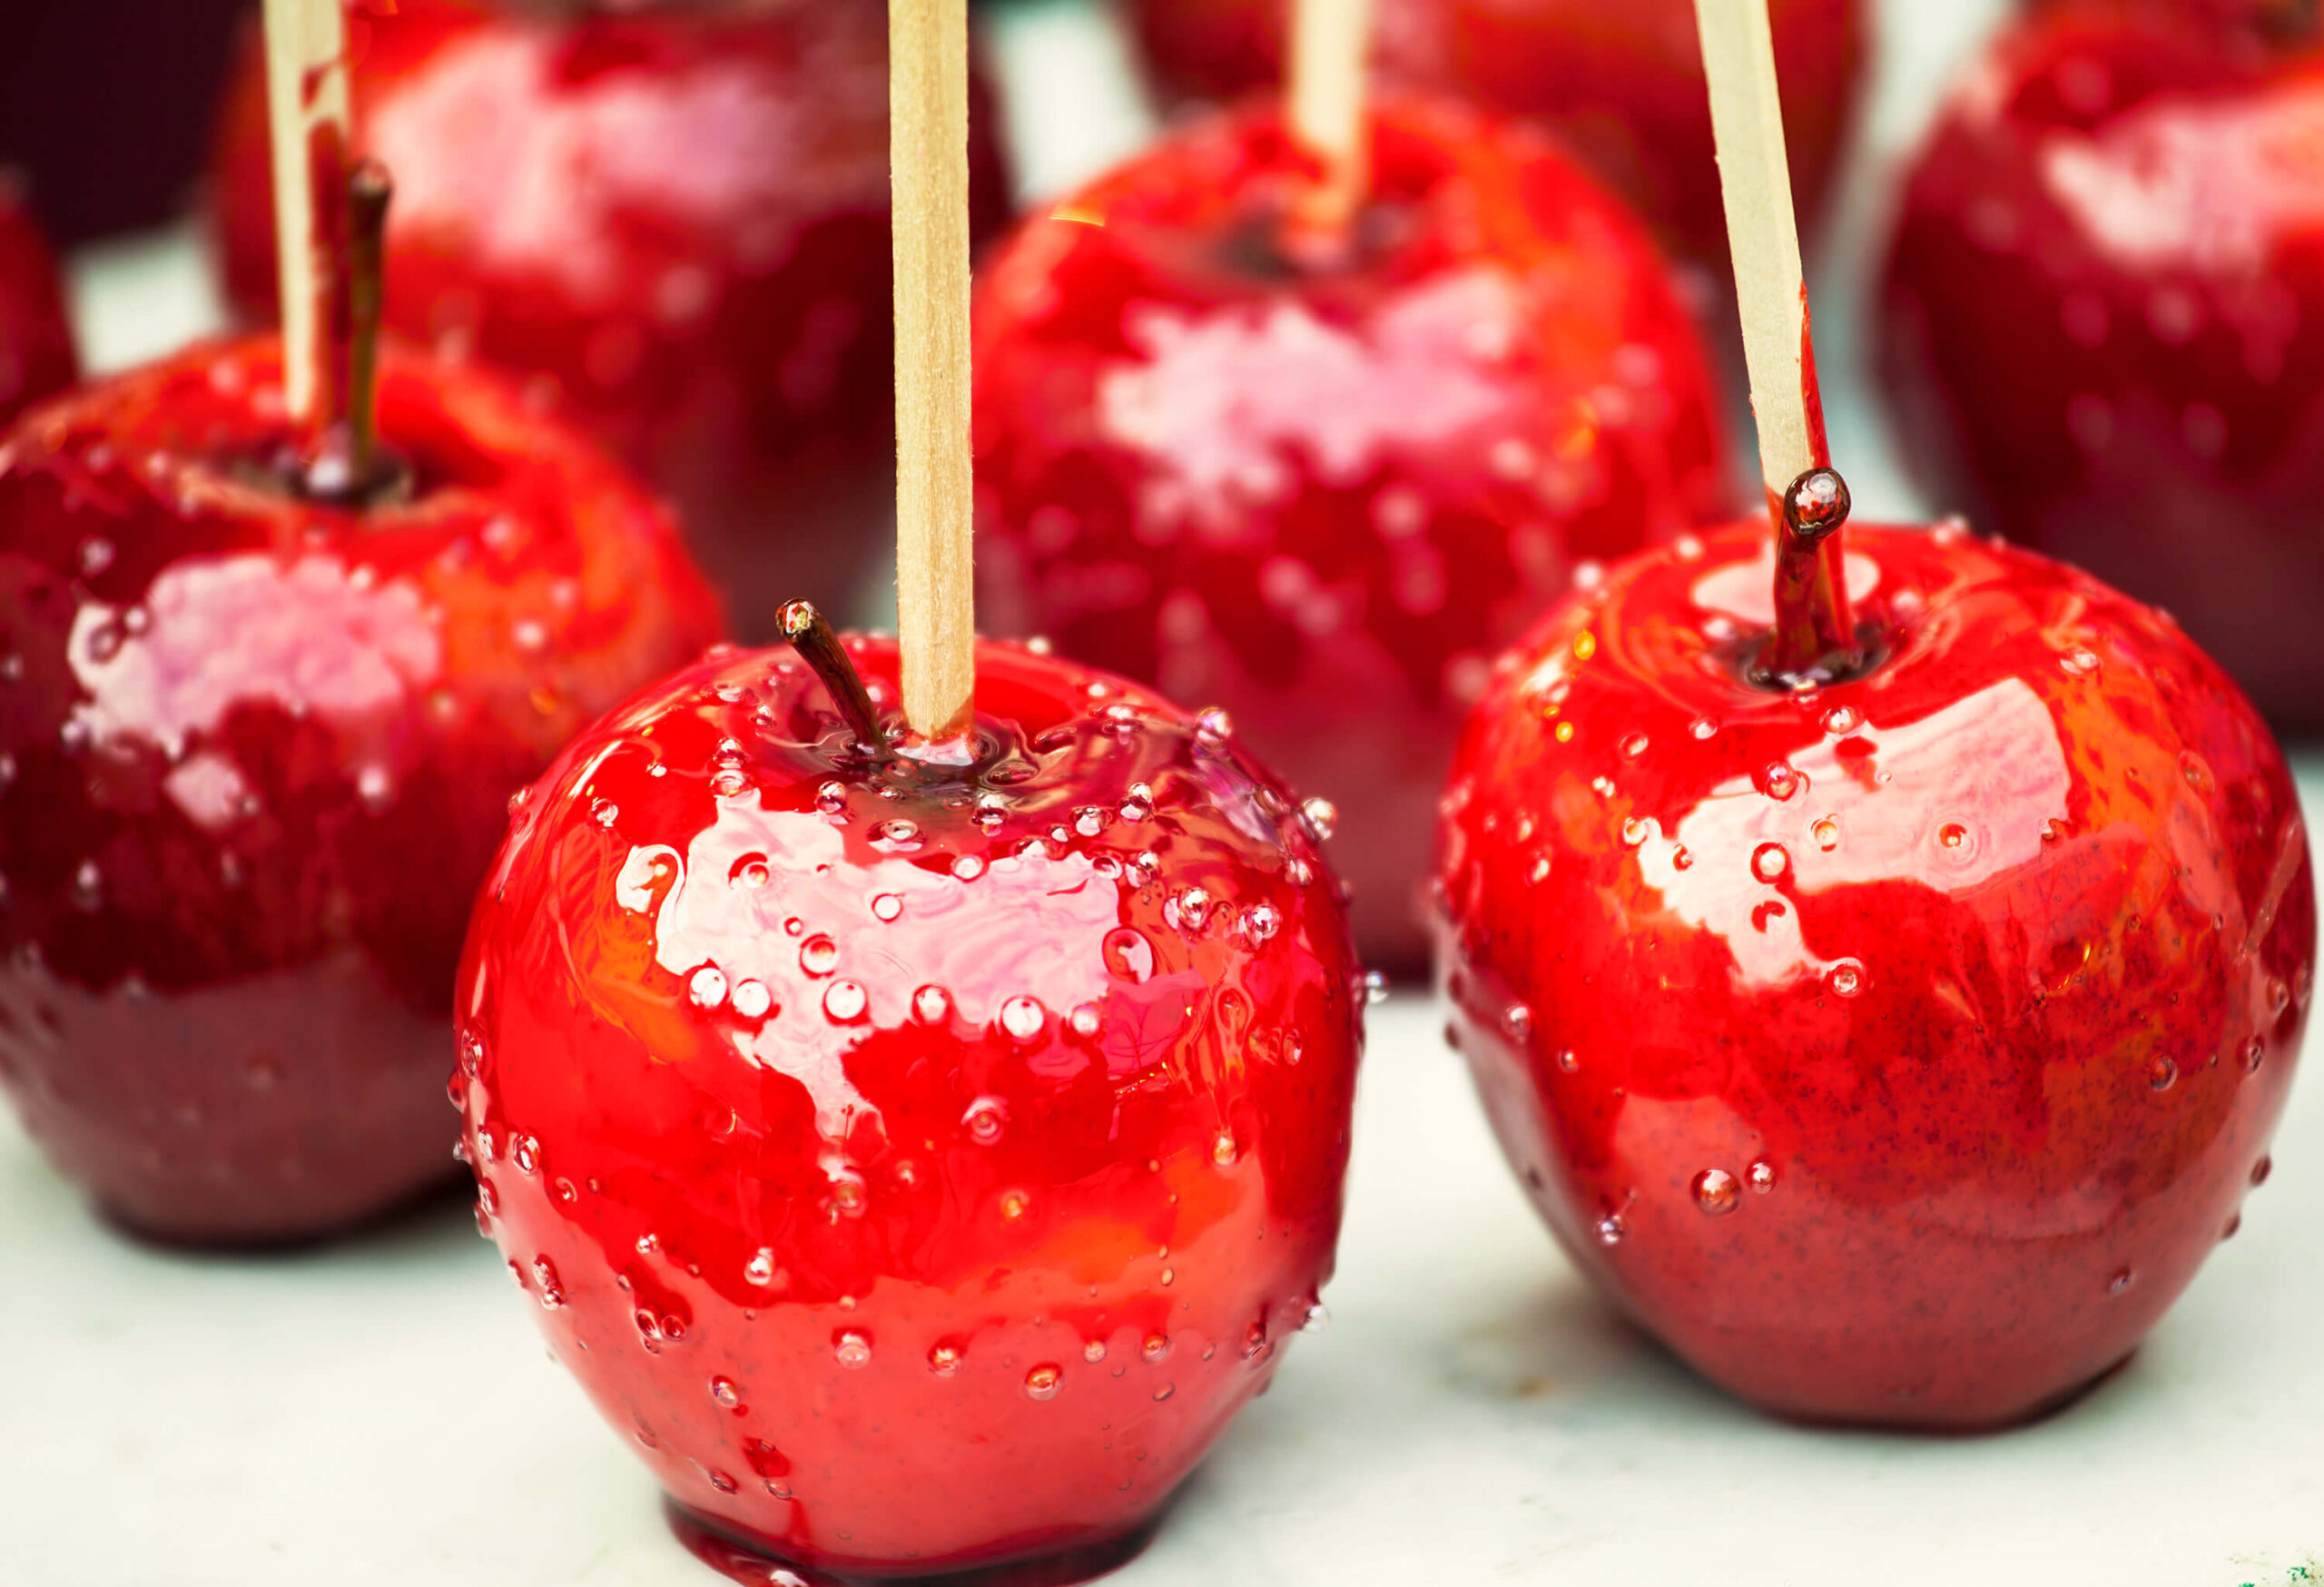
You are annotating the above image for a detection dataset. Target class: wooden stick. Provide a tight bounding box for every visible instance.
[891,0,976,742]
[262,0,352,430]
[1693,0,1827,493]
[1286,0,1374,231]
[1695,0,1853,675]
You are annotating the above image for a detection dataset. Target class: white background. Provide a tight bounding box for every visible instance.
[11,1,2320,1582]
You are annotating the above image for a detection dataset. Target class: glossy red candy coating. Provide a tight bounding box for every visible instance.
[211,0,1012,626]
[1436,521,2312,1426]
[457,638,1364,1579]
[974,101,1733,973]
[1880,10,2324,729]
[1125,0,1868,265]
[0,335,722,1244]
[0,182,76,429]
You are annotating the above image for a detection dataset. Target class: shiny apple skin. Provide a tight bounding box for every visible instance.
[1879,10,2324,730]
[974,100,1733,974]
[1125,0,1867,264]
[0,182,75,429]
[1435,521,2312,1427]
[0,335,723,1244]
[457,638,1364,1579]
[210,0,1012,630]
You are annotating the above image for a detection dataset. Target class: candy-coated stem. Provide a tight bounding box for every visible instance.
[1694,0,1852,677]
[261,0,351,434]
[1286,0,1374,235]
[891,0,976,742]
[780,601,889,750]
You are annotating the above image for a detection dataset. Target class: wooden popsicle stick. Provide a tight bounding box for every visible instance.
[1286,0,1375,232]
[1693,0,1824,495]
[891,0,977,743]
[262,0,352,430]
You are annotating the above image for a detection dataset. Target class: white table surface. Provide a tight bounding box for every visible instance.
[13,1,2321,1583]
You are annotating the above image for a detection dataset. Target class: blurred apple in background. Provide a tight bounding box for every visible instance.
[0,0,246,246]
[973,99,1734,971]
[0,180,77,429]
[1124,0,1869,268]
[0,333,721,1244]
[1880,0,2324,729]
[212,0,1014,636]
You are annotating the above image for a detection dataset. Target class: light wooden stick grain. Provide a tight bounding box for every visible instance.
[891,0,976,741]
[1694,0,1816,493]
[261,0,350,428]
[1286,0,1374,230]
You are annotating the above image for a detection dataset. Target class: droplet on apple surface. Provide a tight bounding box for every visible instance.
[1692,1169,1741,1216]
[687,965,728,1010]
[962,1097,1007,1145]
[997,995,1047,1042]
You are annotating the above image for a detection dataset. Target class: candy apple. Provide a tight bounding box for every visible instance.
[1125,0,1868,265]
[0,333,722,1243]
[456,612,1364,1580]
[1436,511,2312,1426]
[0,180,76,429]
[210,0,1014,630]
[1879,3,2324,728]
[973,98,1733,972]
[2019,0,2302,27]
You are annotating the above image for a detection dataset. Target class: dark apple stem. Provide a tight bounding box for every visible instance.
[1762,307,1856,680]
[304,112,352,451]
[343,160,391,489]
[301,159,406,506]
[780,601,888,750]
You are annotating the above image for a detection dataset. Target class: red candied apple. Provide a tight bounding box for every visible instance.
[1879,4,2324,728]
[1126,0,1867,265]
[0,334,722,1243]
[210,0,1013,629]
[973,99,1733,971]
[1436,512,2313,1425]
[456,611,1364,1580]
[0,179,76,429]
[2019,0,2305,28]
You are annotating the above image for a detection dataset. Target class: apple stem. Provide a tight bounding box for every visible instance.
[304,160,402,505]
[780,601,889,751]
[891,0,977,744]
[261,0,352,439]
[341,160,392,492]
[1693,0,1856,680]
[1285,0,1374,239]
